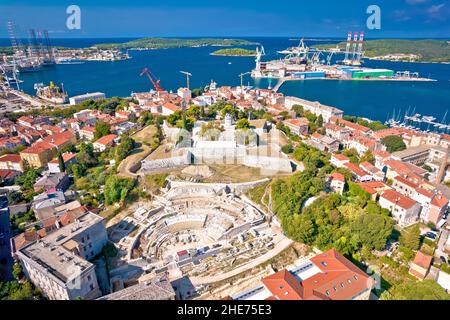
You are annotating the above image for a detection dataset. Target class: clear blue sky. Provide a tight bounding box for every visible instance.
[0,0,449,38]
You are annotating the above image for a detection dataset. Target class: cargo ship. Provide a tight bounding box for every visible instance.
[34,82,68,104]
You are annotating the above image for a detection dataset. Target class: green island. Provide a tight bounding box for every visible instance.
[317,39,450,63]
[210,48,256,56]
[93,38,258,50]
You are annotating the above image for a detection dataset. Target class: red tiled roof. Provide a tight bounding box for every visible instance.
[94,134,117,146]
[412,251,432,270]
[332,153,349,161]
[262,269,304,300]
[330,172,345,182]
[431,194,448,208]
[303,249,374,300]
[0,154,22,163]
[286,118,309,127]
[20,141,54,154]
[163,102,180,112]
[394,175,419,189]
[381,189,417,209]
[344,162,369,178]
[42,131,76,148]
[49,152,77,164]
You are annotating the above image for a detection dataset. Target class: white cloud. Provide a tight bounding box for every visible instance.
[427,3,445,14]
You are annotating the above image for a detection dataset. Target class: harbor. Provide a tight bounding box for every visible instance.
[251,33,434,90]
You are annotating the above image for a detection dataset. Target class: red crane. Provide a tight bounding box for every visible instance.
[139,67,164,92]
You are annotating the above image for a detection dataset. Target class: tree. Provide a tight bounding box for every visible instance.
[284,215,316,244]
[360,150,375,164]
[115,135,136,162]
[57,152,66,173]
[350,214,394,250]
[400,225,421,250]
[343,148,360,164]
[281,144,294,154]
[235,118,250,130]
[292,104,304,117]
[381,280,450,300]
[316,115,323,127]
[15,167,40,190]
[12,262,23,280]
[103,175,135,205]
[94,121,111,140]
[381,135,406,153]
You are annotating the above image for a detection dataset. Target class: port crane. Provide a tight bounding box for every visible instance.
[140,67,164,92]
[238,72,251,97]
[180,70,192,90]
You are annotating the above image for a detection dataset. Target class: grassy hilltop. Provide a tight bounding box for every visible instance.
[94,38,258,50]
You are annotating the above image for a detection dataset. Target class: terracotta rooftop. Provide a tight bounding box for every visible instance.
[0,154,22,163]
[380,189,417,209]
[94,134,117,146]
[412,251,432,270]
[330,172,345,182]
[332,153,349,161]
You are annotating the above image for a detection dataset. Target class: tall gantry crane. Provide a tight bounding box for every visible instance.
[140,67,164,92]
[180,71,192,90]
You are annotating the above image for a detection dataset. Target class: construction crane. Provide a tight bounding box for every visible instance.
[140,67,164,92]
[180,71,192,90]
[238,72,251,97]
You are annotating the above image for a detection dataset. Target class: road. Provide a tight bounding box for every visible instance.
[189,237,293,286]
[0,199,13,281]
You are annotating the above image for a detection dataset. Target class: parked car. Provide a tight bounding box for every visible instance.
[425,232,437,240]
[440,256,447,263]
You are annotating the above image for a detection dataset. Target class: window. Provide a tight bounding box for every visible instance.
[325,290,330,296]
[321,261,328,267]
[340,282,344,288]
[347,279,352,284]
[354,275,358,280]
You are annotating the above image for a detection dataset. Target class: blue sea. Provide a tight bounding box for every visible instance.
[1,37,449,123]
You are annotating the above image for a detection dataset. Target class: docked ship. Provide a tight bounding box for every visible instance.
[34,82,68,104]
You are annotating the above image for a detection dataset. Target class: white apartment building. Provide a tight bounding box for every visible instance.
[16,212,108,300]
[284,96,343,123]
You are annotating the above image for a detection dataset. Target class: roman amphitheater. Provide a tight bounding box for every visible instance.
[117,177,288,283]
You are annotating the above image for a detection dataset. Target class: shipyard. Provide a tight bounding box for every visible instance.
[251,33,434,92]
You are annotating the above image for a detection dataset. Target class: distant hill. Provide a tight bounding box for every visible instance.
[316,39,450,63]
[211,48,256,56]
[94,38,258,50]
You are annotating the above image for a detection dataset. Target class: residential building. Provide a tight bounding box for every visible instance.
[330,153,350,168]
[69,92,105,105]
[379,189,421,227]
[16,211,107,300]
[47,153,77,173]
[344,162,373,182]
[223,249,374,300]
[284,118,309,137]
[324,123,351,141]
[79,126,96,141]
[20,141,55,168]
[391,145,430,165]
[329,172,345,195]
[93,134,118,152]
[34,172,70,192]
[162,102,181,116]
[0,154,23,172]
[409,251,432,280]
[308,133,339,153]
[98,276,176,300]
[359,161,385,181]
[284,96,344,123]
